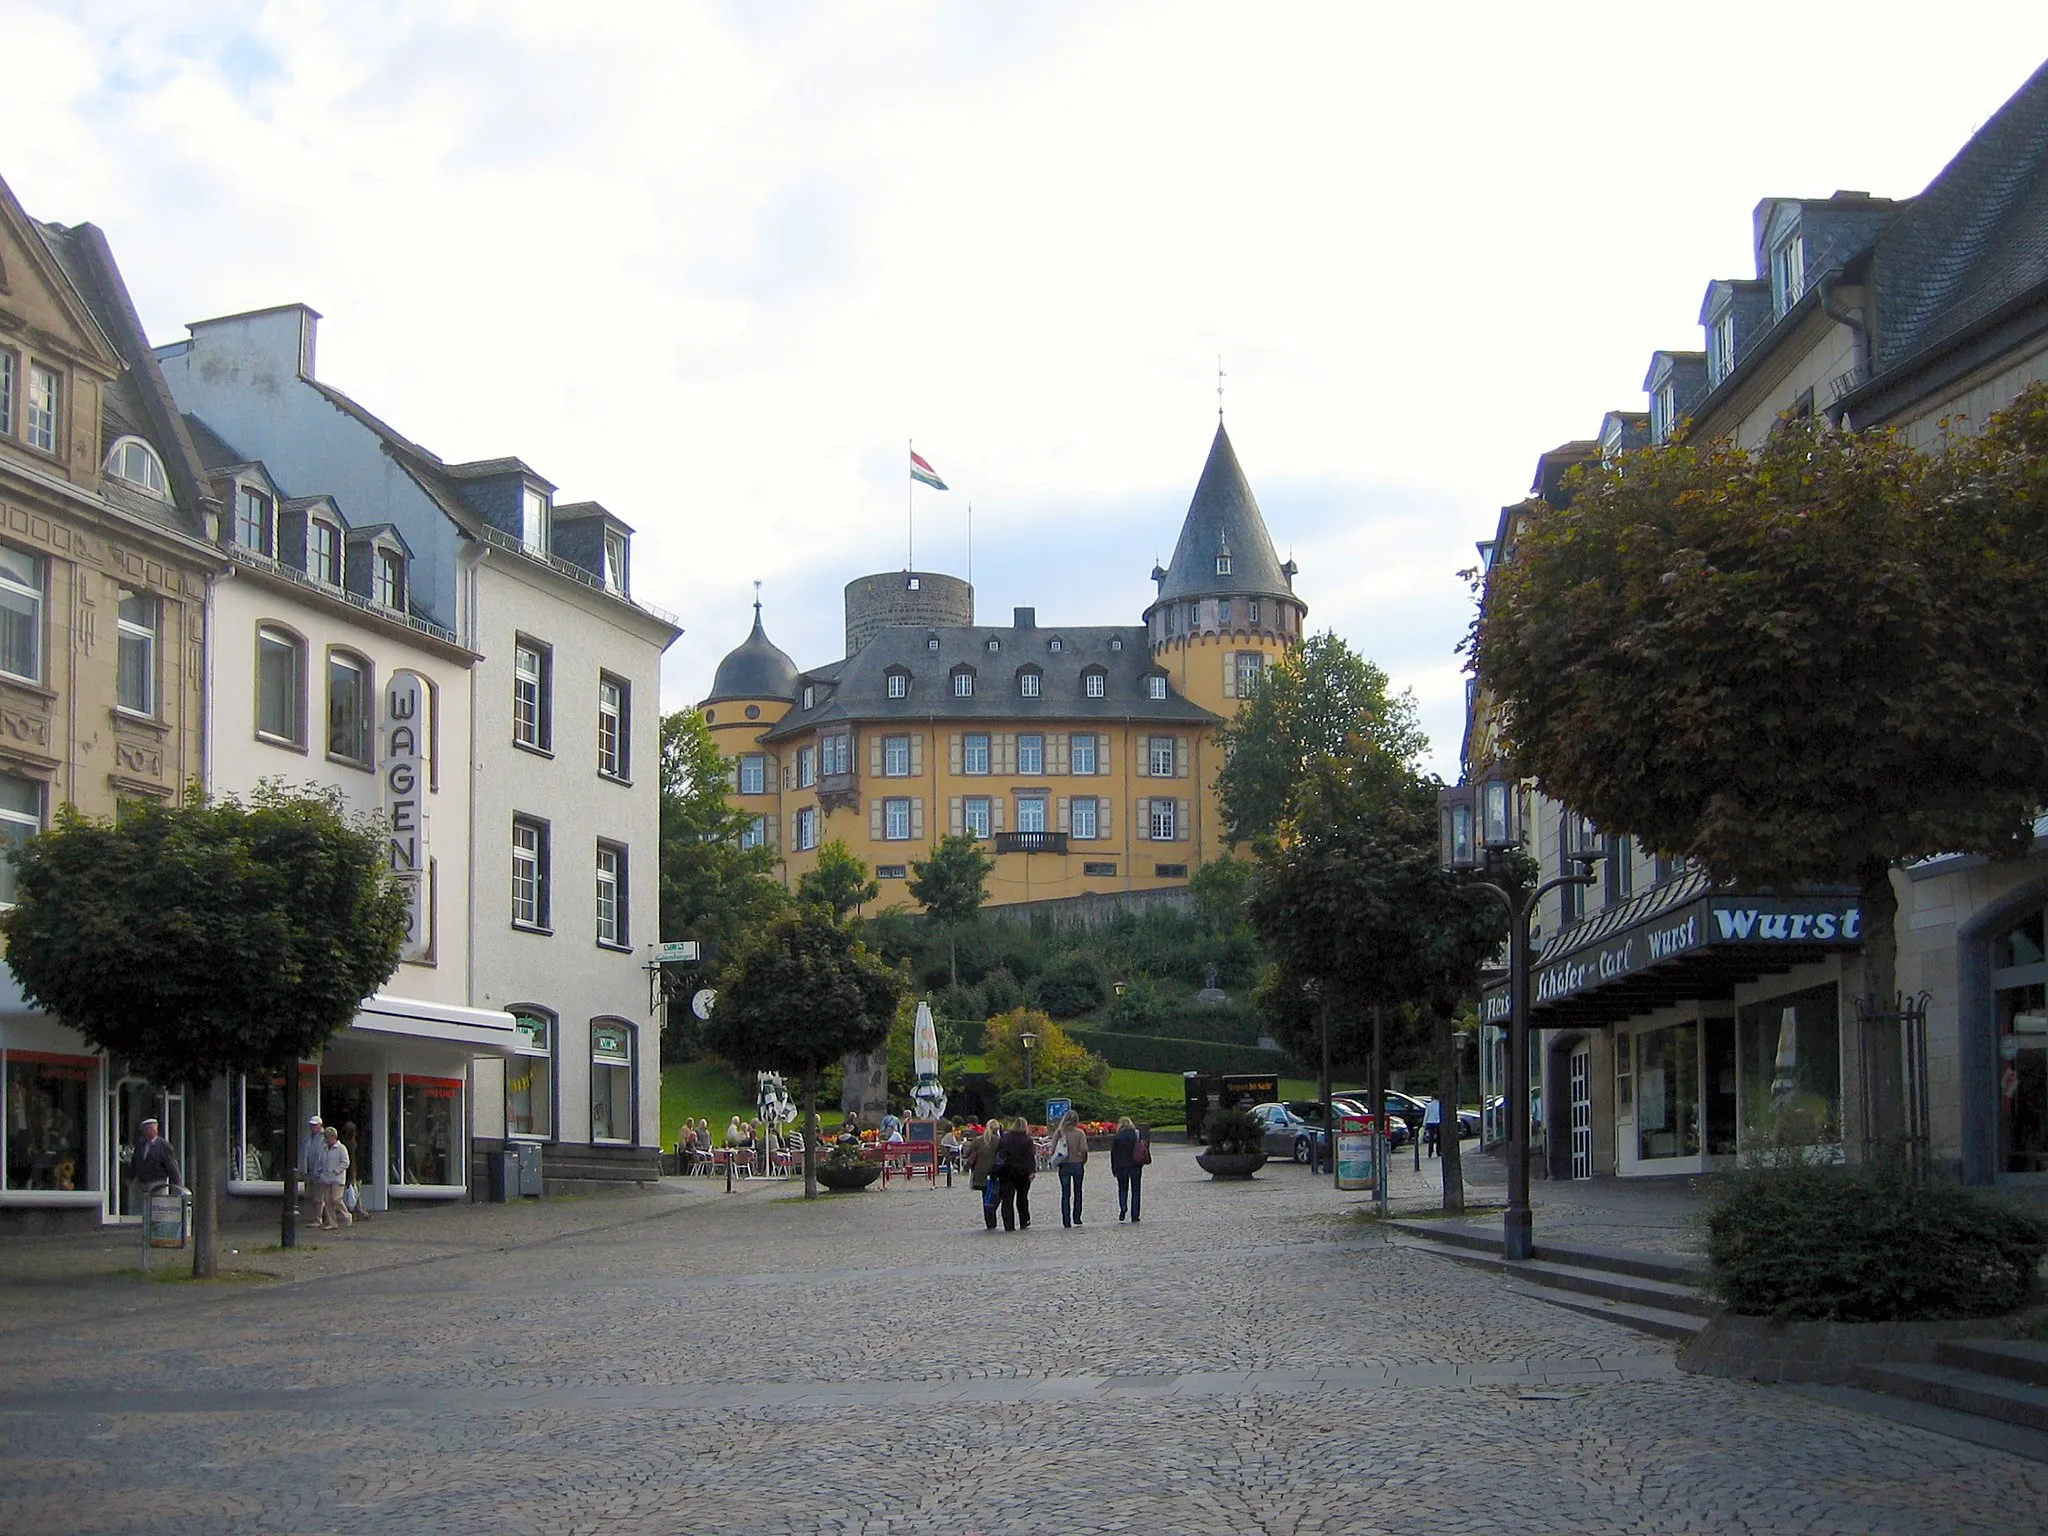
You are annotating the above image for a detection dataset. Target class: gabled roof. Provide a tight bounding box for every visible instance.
[0,174,120,378]
[1150,423,1295,607]
[761,623,1215,743]
[1868,58,2048,373]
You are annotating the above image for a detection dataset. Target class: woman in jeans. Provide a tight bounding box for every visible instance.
[1054,1109,1089,1227]
[1110,1115,1146,1222]
[995,1116,1037,1231]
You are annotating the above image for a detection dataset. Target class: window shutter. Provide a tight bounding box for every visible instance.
[1098,734,1112,775]
[1177,799,1191,841]
[910,735,924,775]
[995,733,1014,775]
[1099,799,1112,839]
[1136,798,1151,839]
[726,760,739,791]
[1222,652,1237,698]
[911,799,924,839]
[869,800,884,840]
[1056,796,1070,832]
[783,762,793,790]
[1049,734,1068,774]
[950,796,964,836]
[993,798,1007,832]
[765,815,780,851]
[869,736,883,777]
[1176,736,1189,777]
[1135,739,1149,778]
[949,733,963,774]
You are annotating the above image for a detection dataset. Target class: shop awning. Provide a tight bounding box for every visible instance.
[1481,874,1863,1030]
[345,995,525,1055]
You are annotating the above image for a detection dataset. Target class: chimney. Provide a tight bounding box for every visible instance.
[1014,606,1035,628]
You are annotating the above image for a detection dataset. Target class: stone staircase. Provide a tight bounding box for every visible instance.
[1849,1339,2048,1434]
[1383,1217,1710,1341]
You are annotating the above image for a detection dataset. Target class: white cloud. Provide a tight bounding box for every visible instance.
[10,1,2047,777]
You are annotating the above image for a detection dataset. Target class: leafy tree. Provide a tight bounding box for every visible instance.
[907,833,994,984]
[1188,853,1254,933]
[704,907,905,1197]
[797,839,878,921]
[1,790,408,1275]
[981,1007,1108,1094]
[1471,390,2048,1144]
[660,709,787,952]
[1030,951,1107,1018]
[1215,632,1426,844]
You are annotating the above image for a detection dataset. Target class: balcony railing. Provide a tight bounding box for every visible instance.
[995,831,1068,855]
[477,524,680,627]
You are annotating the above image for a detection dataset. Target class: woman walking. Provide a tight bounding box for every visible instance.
[995,1115,1036,1231]
[1110,1115,1148,1223]
[967,1121,1002,1230]
[1054,1109,1089,1227]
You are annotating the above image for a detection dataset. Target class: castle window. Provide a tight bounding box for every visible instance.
[1249,600,1260,626]
[1216,555,1231,576]
[964,797,991,838]
[802,685,815,710]
[1083,669,1106,700]
[883,735,910,776]
[986,636,1000,652]
[1018,735,1043,774]
[1235,652,1265,697]
[1019,669,1040,698]
[1218,600,1231,628]
[952,668,974,698]
[963,734,990,774]
[1146,675,1167,701]
[822,733,850,776]
[1048,637,1063,652]
[886,668,910,699]
[739,754,766,795]
[926,634,940,651]
[1109,637,1124,652]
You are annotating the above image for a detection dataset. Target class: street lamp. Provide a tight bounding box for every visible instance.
[1020,1031,1038,1092]
[1438,767,1602,1261]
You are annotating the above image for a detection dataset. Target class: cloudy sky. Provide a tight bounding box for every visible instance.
[11,3,2045,774]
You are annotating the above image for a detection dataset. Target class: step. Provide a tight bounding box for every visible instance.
[1849,1360,2048,1433]
[1404,1239,1711,1316]
[1383,1219,1704,1286]
[1797,1384,2048,1465]
[1936,1338,2048,1389]
[1504,1284,1706,1342]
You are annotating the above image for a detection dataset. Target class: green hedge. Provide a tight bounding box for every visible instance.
[1705,1164,2048,1322]
[1068,1027,1295,1077]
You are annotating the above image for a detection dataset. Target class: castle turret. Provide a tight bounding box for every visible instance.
[700,602,800,859]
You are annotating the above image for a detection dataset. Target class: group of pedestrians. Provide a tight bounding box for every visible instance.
[297,1114,366,1229]
[965,1112,1149,1231]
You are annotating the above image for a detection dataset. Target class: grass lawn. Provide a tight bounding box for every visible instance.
[659,1061,760,1149]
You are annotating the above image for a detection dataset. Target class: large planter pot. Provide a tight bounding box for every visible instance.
[815,1162,883,1192]
[1196,1151,1268,1179]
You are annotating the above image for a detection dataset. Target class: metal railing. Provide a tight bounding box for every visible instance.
[225,545,459,644]
[477,524,680,627]
[995,831,1068,855]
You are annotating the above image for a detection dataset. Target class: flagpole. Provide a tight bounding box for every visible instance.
[907,438,914,571]
[967,503,973,589]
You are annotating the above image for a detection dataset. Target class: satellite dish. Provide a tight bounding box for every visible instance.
[691,988,717,1021]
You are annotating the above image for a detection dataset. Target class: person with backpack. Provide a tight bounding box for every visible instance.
[994,1116,1037,1231]
[1109,1116,1149,1223]
[1052,1109,1089,1227]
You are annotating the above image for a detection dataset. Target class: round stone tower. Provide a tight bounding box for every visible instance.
[843,570,974,657]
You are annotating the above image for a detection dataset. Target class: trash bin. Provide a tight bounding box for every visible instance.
[515,1140,543,1197]
[486,1150,517,1203]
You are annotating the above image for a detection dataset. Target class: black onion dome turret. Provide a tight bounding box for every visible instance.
[705,609,799,704]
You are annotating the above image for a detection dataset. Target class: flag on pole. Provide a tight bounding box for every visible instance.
[910,450,948,491]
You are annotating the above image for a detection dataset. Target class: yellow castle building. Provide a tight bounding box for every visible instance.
[699,423,1304,907]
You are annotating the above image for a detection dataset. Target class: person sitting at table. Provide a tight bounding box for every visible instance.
[940,1125,964,1167]
[726,1116,747,1148]
[837,1112,862,1145]
[885,1124,905,1144]
[679,1123,699,1163]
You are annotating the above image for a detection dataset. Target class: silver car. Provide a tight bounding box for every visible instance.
[1249,1102,1324,1163]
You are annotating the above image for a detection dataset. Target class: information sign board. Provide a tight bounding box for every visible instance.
[1336,1113,1377,1191]
[1045,1097,1072,1126]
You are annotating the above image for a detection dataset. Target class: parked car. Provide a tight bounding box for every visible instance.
[1333,1091,1416,1148]
[1385,1090,1481,1142]
[1249,1102,1324,1163]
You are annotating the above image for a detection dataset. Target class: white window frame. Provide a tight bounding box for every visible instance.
[512,817,550,930]
[506,1011,556,1140]
[1711,310,1737,384]
[1235,652,1264,697]
[1020,671,1040,698]
[1084,671,1105,699]
[513,640,551,752]
[1071,797,1097,840]
[1148,737,1176,777]
[963,734,990,775]
[1773,232,1805,316]
[604,530,629,595]
[521,485,551,555]
[1017,734,1043,775]
[237,485,275,555]
[598,675,628,780]
[0,546,44,687]
[0,772,44,907]
[1070,735,1097,775]
[1147,675,1167,701]
[822,733,850,776]
[1017,796,1047,834]
[795,806,818,851]
[255,625,303,746]
[953,670,974,698]
[595,842,626,948]
[116,591,158,717]
[797,746,817,789]
[25,364,57,455]
[883,735,910,776]
[1150,800,1178,841]
[0,351,13,437]
[964,797,991,838]
[738,754,767,795]
[309,519,341,586]
[1216,555,1232,575]
[327,650,373,767]
[884,797,912,840]
[887,670,909,699]
[740,815,767,850]
[105,436,170,499]
[375,548,404,610]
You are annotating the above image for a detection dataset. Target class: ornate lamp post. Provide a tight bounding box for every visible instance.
[1020,1031,1038,1093]
[1438,767,1602,1261]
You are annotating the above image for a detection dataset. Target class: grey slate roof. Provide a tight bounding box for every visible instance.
[1868,59,2048,373]
[760,623,1216,743]
[706,609,800,705]
[1151,423,1294,606]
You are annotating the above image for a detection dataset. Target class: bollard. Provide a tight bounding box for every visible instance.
[725,1157,733,1194]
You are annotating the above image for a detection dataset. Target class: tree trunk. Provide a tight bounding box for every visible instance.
[189,1076,223,1278]
[801,1072,819,1200]
[281,1059,301,1249]
[1855,858,1904,1165]
[1436,1014,1465,1215]
[949,925,958,988]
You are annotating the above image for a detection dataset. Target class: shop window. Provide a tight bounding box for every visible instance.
[388,1074,462,1186]
[2,1049,93,1190]
[1634,1023,1700,1160]
[507,1011,555,1139]
[590,1021,635,1143]
[1614,1033,1633,1115]
[1989,907,2048,1174]
[232,1070,290,1182]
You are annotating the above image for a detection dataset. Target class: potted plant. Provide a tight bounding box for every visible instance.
[815,1138,883,1192]
[1196,1103,1268,1178]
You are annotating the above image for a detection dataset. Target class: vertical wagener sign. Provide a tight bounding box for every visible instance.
[384,672,428,960]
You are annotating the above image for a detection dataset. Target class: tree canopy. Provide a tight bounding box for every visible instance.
[1215,631,1426,844]
[797,839,878,921]
[659,708,787,955]
[704,907,905,1196]
[908,833,994,926]
[1,788,408,1274]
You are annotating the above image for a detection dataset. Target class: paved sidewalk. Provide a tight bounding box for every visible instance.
[1,1144,2040,1534]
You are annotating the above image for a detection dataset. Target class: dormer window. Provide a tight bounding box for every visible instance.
[1083,668,1106,699]
[1650,385,1677,445]
[1215,555,1231,576]
[1048,636,1063,652]
[1710,310,1737,385]
[520,485,551,556]
[886,668,910,700]
[1018,668,1041,699]
[1109,636,1124,652]
[952,668,975,698]
[237,485,275,555]
[309,519,341,586]
[1249,600,1260,625]
[986,636,1000,652]
[1146,674,1167,701]
[802,685,815,710]
[925,634,941,651]
[604,530,629,595]
[375,548,405,610]
[1772,231,1805,317]
[104,437,170,499]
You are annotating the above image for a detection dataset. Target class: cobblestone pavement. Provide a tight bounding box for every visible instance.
[1,1147,2041,1535]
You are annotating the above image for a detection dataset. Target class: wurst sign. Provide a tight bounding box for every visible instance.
[1479,894,1861,1025]
[383,672,428,960]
